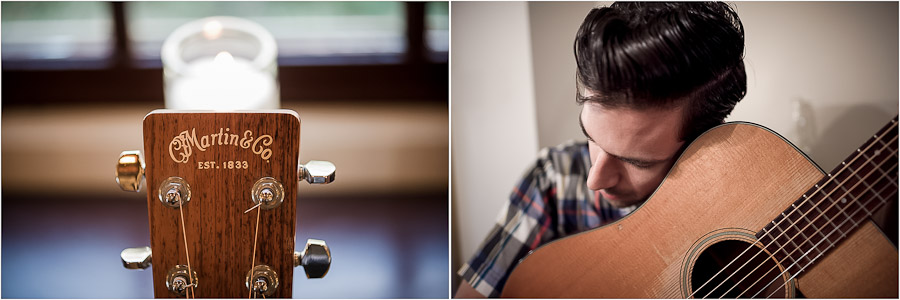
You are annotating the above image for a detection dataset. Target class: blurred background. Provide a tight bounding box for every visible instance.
[2,1,448,298]
[451,1,898,295]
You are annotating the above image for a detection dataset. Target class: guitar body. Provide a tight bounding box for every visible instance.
[143,111,300,298]
[502,122,898,298]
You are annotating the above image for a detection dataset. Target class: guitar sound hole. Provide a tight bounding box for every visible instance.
[691,240,788,298]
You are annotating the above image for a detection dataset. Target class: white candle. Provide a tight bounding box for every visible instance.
[161,16,280,110]
[165,51,278,110]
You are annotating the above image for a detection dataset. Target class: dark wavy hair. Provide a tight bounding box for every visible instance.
[574,2,747,142]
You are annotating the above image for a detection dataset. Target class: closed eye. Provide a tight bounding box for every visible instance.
[609,151,662,170]
[580,113,665,169]
[626,160,653,169]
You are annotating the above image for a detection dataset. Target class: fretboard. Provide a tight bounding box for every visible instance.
[756,116,898,277]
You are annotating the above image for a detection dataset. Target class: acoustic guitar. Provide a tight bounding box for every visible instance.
[502,116,898,298]
[115,110,335,298]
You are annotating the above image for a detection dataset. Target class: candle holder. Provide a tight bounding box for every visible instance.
[161,16,279,110]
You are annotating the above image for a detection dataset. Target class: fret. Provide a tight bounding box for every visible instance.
[782,212,813,247]
[826,194,859,227]
[843,197,871,226]
[818,181,858,241]
[795,246,828,275]
[759,225,785,262]
[873,135,888,153]
[878,168,899,203]
[798,199,863,270]
[857,150,892,205]
[780,186,848,268]
[760,201,834,272]
[791,203,835,250]
[779,213,820,268]
[765,223,799,267]
[842,154,896,211]
[817,180,852,218]
[864,136,898,193]
[841,174,895,233]
[884,163,899,192]
[819,211,848,243]
[834,184,866,214]
[804,195,839,236]
[873,166,899,204]
[849,196,872,216]
[845,161,888,208]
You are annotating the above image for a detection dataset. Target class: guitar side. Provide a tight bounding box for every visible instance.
[501,122,898,298]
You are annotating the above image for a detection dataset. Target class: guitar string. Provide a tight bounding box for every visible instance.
[691,120,898,298]
[246,201,263,299]
[720,135,897,298]
[754,164,898,299]
[727,137,898,298]
[691,120,896,297]
[719,136,898,298]
[701,121,899,298]
[761,172,897,299]
[738,162,897,298]
[690,120,898,298]
[743,160,898,298]
[749,160,898,298]
[179,199,196,299]
[242,190,264,298]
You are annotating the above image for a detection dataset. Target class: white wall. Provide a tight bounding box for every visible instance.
[451,1,899,288]
[449,1,539,289]
[528,2,599,148]
[731,2,899,169]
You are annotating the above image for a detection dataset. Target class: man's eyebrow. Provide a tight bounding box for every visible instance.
[578,114,669,165]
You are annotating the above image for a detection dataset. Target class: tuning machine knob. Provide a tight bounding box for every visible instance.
[299,160,335,184]
[294,239,331,278]
[246,265,279,297]
[116,150,145,192]
[166,265,198,296]
[121,246,152,269]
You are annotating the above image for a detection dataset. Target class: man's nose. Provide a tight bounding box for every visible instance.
[586,151,618,190]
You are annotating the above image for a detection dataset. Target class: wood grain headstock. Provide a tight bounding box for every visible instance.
[115,110,334,298]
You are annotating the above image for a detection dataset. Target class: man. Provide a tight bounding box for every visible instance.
[456,2,747,297]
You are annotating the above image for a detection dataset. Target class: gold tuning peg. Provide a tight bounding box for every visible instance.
[116,150,145,192]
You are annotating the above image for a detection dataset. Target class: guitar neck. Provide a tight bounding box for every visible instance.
[757,116,898,276]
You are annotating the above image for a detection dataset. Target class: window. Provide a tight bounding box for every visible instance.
[425,1,449,60]
[1,2,448,104]
[1,1,113,69]
[126,2,410,67]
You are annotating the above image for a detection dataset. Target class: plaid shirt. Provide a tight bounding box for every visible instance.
[457,140,638,297]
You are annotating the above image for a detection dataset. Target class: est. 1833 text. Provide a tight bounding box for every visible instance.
[197,161,249,170]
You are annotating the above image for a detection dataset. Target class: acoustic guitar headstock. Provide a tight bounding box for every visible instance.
[115,110,334,298]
